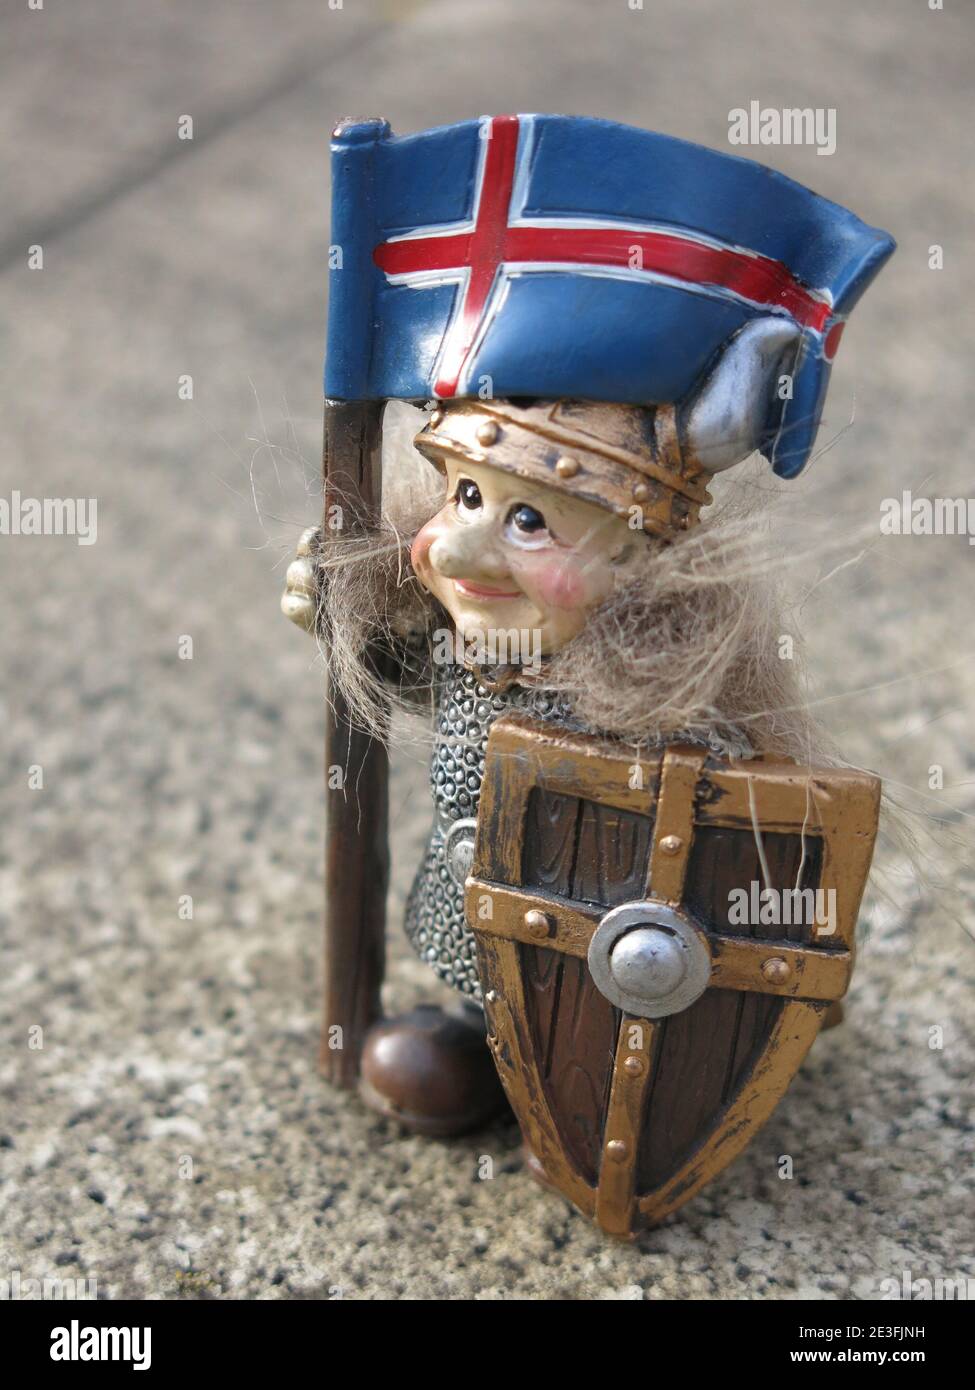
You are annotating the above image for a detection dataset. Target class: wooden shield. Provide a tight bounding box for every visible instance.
[465,714,880,1238]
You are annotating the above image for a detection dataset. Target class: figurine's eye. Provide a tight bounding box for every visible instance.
[455,478,482,511]
[507,503,546,535]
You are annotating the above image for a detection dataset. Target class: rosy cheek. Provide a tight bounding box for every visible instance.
[514,553,588,611]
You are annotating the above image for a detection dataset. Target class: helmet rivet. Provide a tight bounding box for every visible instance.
[524,909,553,940]
[762,956,791,985]
[476,420,499,446]
[555,455,579,478]
[623,1055,645,1078]
[606,1139,628,1162]
[659,834,682,856]
[632,482,650,502]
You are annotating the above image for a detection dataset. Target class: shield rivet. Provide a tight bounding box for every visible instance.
[632,482,650,503]
[555,455,579,478]
[606,1139,628,1162]
[762,956,791,985]
[611,928,687,1000]
[524,909,554,940]
[659,834,682,855]
[476,420,499,446]
[588,901,712,1019]
[623,1055,645,1078]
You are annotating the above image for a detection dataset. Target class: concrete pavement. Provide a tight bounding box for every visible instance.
[0,0,972,1299]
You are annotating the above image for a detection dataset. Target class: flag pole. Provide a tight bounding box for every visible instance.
[318,397,388,1087]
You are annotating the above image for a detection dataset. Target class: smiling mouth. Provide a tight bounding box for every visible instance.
[453,579,522,600]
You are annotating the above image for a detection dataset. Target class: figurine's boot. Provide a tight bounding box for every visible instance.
[359,1003,508,1137]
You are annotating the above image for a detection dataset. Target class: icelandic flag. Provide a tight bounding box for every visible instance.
[325,114,894,477]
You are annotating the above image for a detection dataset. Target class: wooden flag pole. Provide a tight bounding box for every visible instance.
[318,397,388,1087]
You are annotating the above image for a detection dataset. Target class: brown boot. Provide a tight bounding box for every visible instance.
[359,1003,507,1137]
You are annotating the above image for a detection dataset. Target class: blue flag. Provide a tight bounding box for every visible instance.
[325,114,894,477]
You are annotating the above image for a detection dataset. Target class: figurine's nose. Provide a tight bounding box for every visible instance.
[428,524,511,583]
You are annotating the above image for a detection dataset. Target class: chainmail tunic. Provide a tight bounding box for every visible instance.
[401,663,752,1000]
[403,665,571,999]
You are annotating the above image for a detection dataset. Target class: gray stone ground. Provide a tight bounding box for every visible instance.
[1,0,972,1301]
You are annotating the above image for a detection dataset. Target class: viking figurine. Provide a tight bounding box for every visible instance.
[283,115,894,1237]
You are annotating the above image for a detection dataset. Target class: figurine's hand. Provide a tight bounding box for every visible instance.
[281,526,321,634]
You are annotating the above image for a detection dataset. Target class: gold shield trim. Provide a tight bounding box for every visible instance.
[465,714,880,1238]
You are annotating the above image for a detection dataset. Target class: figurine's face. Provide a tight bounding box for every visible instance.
[411,458,653,657]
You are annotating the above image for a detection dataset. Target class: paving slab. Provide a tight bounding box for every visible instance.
[0,0,972,1300]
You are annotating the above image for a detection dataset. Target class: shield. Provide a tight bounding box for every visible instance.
[465,713,880,1237]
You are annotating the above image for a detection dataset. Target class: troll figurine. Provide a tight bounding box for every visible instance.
[283,115,894,1237]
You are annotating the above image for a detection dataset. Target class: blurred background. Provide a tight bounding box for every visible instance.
[1,0,972,1299]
